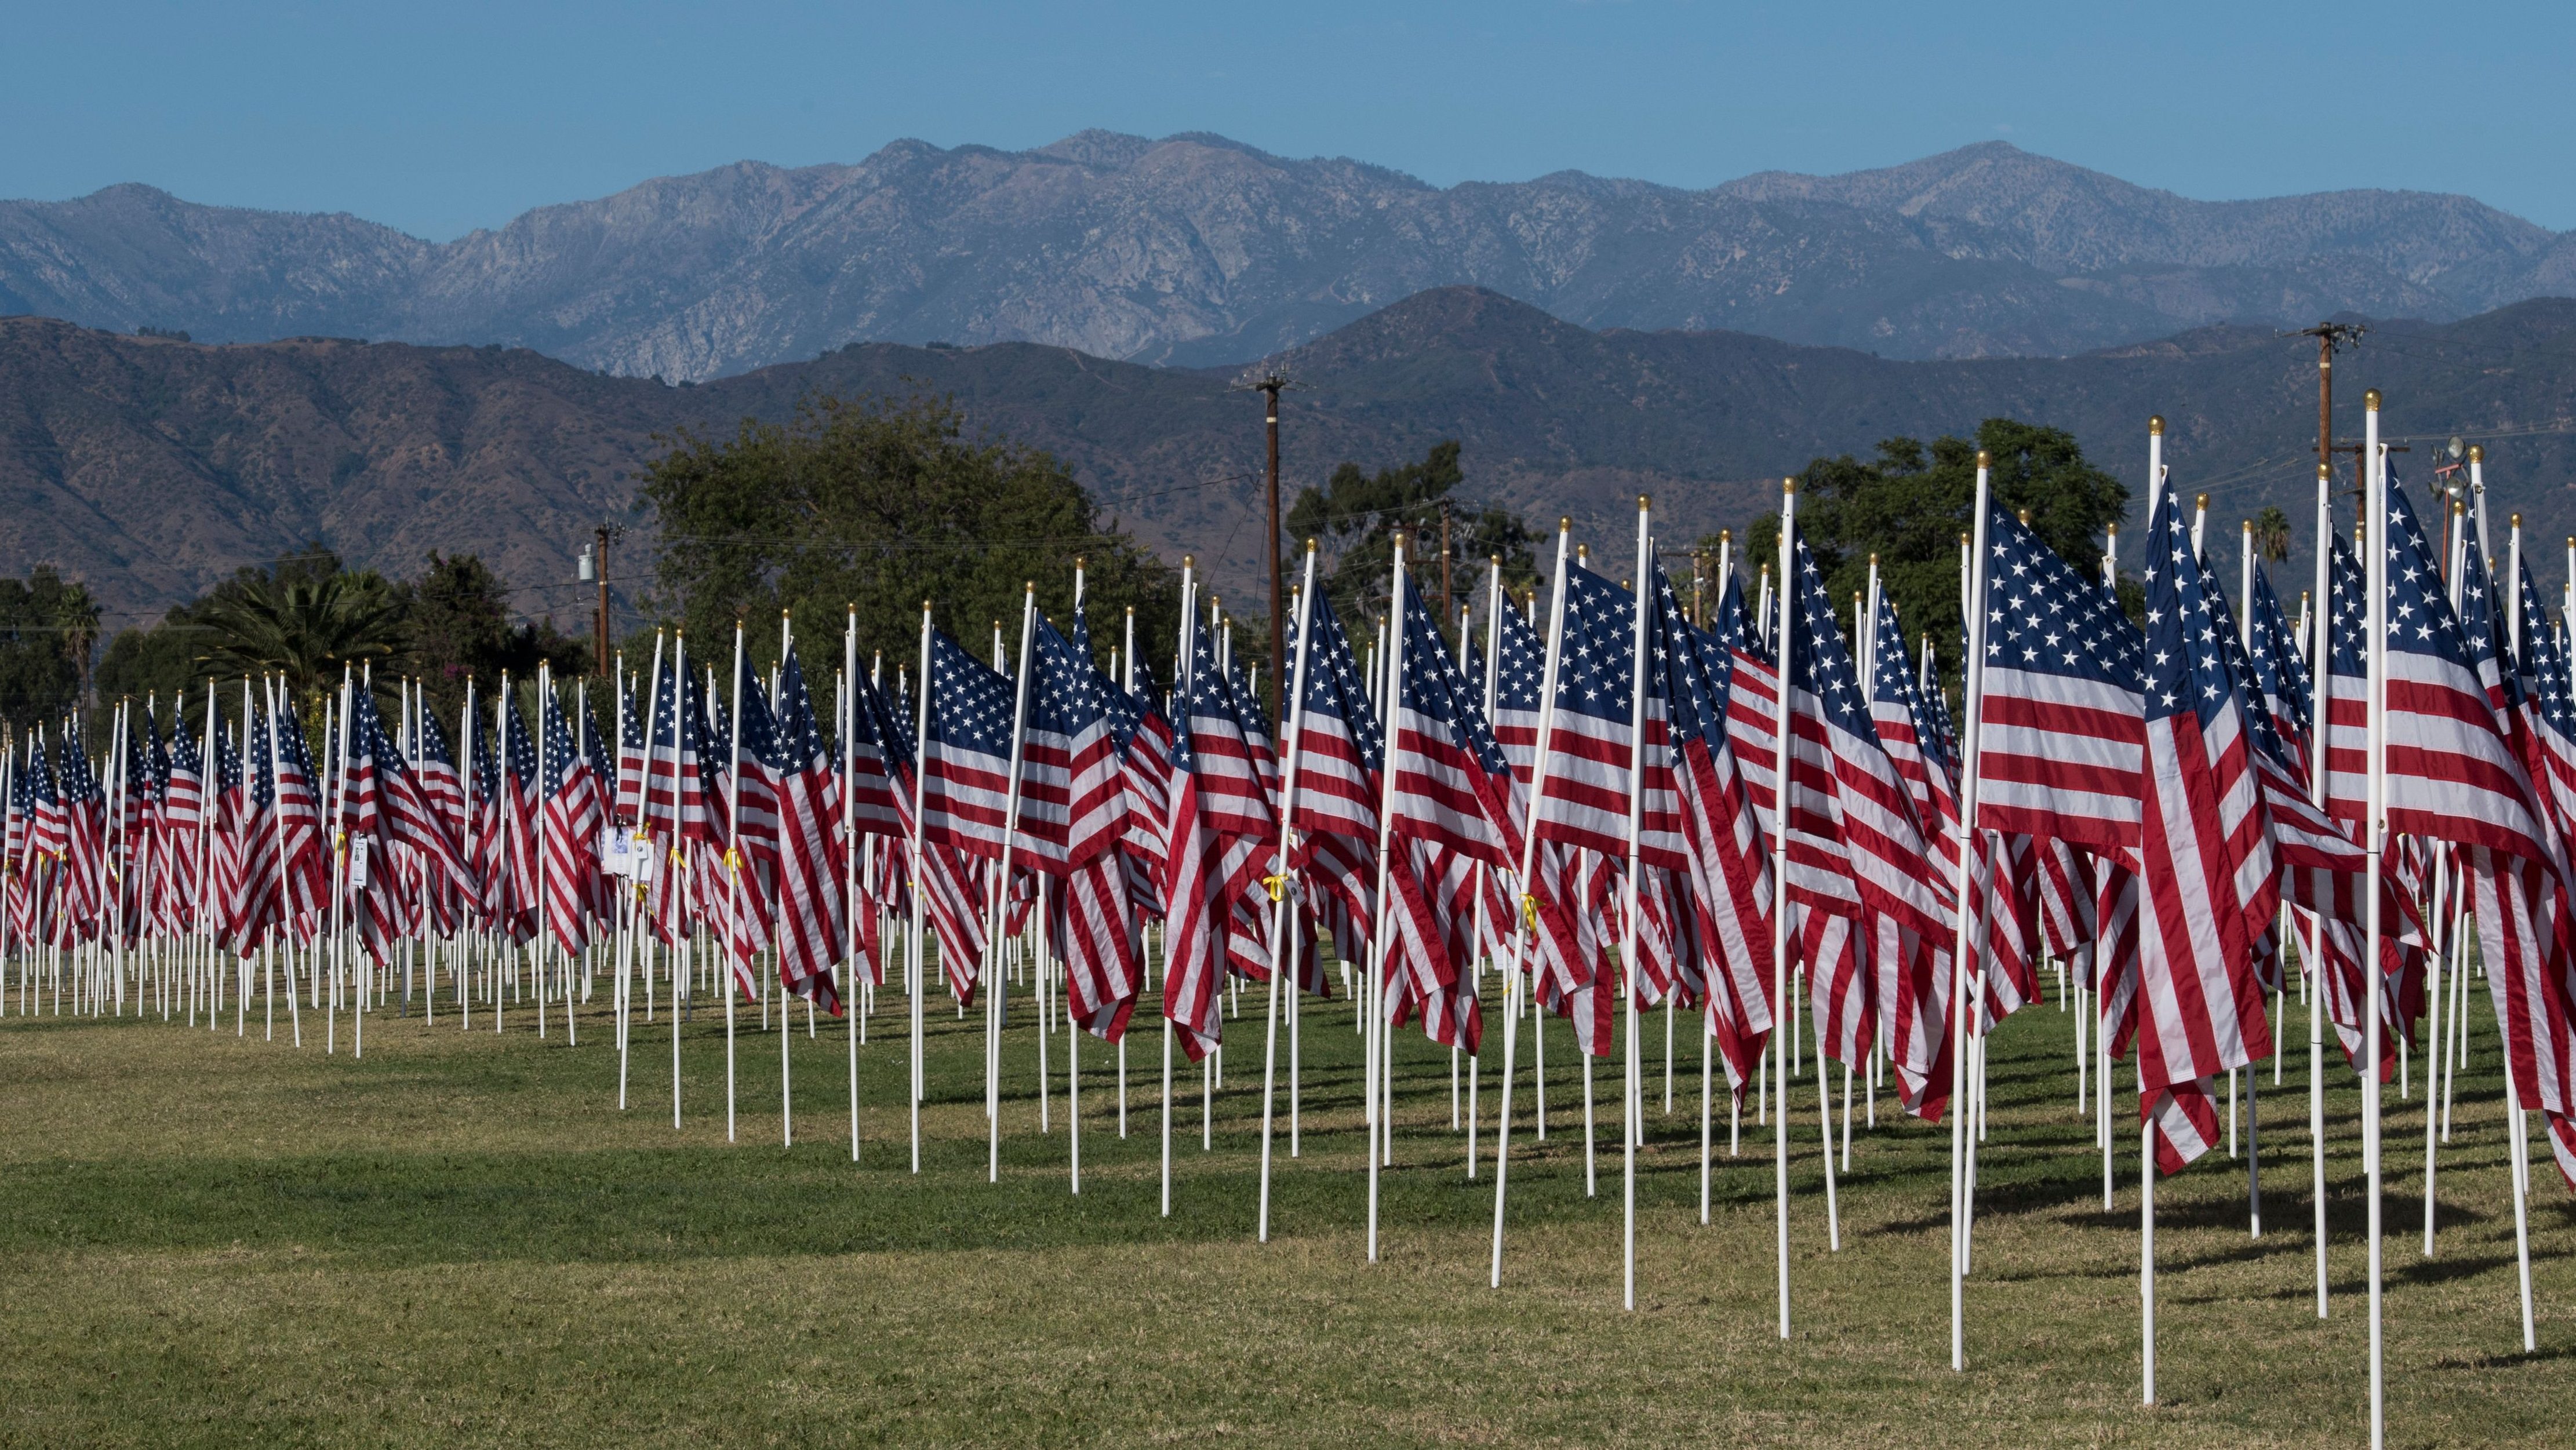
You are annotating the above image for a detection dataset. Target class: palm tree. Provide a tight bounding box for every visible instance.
[49,581,99,709]
[195,569,401,708]
[2250,505,2293,564]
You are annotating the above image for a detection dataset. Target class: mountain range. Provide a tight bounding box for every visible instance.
[7,286,2573,628]
[5,133,2574,379]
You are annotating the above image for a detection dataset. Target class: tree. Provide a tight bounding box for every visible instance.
[639,391,1177,683]
[2250,505,2293,564]
[50,580,100,709]
[398,552,589,721]
[1721,419,2133,688]
[0,567,89,730]
[1286,439,1540,647]
[194,558,403,713]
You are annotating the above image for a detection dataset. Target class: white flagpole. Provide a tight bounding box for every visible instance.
[779,613,795,1148]
[1773,478,1796,1340]
[1475,562,1502,1182]
[911,605,933,1173]
[1259,544,1320,1241]
[2363,388,2386,1450]
[1492,519,1573,1287]
[2240,518,2262,1238]
[723,633,743,1143]
[1621,496,1652,1311]
[1949,454,1992,1371]
[2501,472,2538,1350]
[2309,462,2333,1320]
[846,607,861,1163]
[1163,565,1195,1217]
[986,584,1039,1185]
[1363,534,1411,1263]
[1122,607,1138,1142]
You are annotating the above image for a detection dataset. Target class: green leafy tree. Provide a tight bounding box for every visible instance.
[639,391,1177,683]
[1286,439,1539,647]
[1722,419,2133,690]
[0,567,90,729]
[397,552,590,722]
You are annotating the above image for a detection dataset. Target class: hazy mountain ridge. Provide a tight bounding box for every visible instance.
[7,286,2575,627]
[5,135,2571,380]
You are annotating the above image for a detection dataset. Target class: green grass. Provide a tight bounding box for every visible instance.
[1,970,2569,1448]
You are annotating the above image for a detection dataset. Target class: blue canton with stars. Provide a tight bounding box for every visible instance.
[1292,587,1385,774]
[1555,564,1646,727]
[2139,489,2249,731]
[1785,534,1879,741]
[1981,501,2144,690]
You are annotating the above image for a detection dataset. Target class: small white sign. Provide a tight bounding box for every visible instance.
[602,830,634,877]
[347,837,372,890]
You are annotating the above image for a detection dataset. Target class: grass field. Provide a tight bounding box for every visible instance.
[1,970,2569,1448]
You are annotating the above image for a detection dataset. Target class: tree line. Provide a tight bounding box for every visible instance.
[2,385,2137,738]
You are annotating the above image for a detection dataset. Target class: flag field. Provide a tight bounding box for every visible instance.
[1,979,2567,1447]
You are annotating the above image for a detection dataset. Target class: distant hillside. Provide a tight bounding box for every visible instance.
[5,289,2573,628]
[5,134,2573,378]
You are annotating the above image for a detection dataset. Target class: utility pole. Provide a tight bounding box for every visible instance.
[2299,322,2367,524]
[1243,373,1290,724]
[587,523,620,682]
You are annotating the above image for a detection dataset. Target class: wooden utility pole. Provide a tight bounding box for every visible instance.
[2300,322,2367,523]
[1248,374,1289,723]
[593,524,613,680]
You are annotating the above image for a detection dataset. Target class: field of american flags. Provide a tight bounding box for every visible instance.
[10,379,2576,1450]
[1,965,2568,1448]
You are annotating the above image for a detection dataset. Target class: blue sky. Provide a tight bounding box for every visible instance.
[6,1,2570,239]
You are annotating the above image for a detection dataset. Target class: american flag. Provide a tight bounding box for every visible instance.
[2319,534,2370,826]
[406,705,468,937]
[1175,616,1276,847]
[1107,657,1174,914]
[161,702,205,935]
[1531,565,1648,861]
[2462,534,2576,1168]
[643,651,715,844]
[271,702,330,934]
[1861,591,1964,1116]
[1031,613,1140,1036]
[349,687,470,903]
[921,629,1021,861]
[2134,487,2275,1174]
[234,709,283,950]
[539,689,601,957]
[1974,504,2148,858]
[2246,564,2314,777]
[770,646,848,1014]
[2377,483,2562,866]
[1785,535,1951,954]
[1389,581,1515,866]
[1286,586,1385,966]
[1655,567,1775,1089]
[206,715,252,952]
[841,665,908,840]
[1382,582,1513,1052]
[497,694,543,944]
[4,741,33,949]
[1160,597,1232,1061]
[1719,577,1781,830]
[56,721,107,936]
[616,668,649,825]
